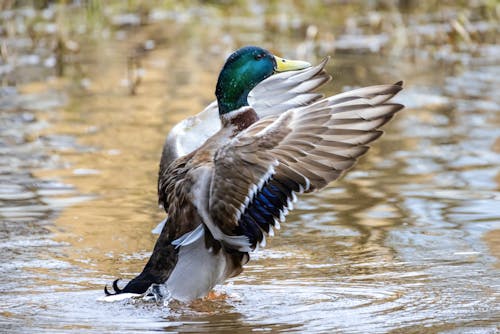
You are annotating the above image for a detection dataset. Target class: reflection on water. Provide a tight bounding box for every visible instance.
[1,2,499,333]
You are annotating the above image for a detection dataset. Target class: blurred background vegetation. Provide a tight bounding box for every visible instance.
[1,0,499,91]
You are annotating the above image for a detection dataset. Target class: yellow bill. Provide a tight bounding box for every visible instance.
[274,55,311,72]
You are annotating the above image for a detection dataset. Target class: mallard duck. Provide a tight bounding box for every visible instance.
[105,46,403,302]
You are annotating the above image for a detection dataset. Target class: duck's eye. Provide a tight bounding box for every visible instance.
[254,53,264,60]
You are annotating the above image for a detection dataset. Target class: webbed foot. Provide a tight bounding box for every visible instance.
[143,284,171,303]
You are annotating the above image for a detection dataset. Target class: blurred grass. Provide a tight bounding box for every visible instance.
[0,0,498,88]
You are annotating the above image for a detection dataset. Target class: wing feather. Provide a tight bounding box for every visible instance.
[207,82,404,250]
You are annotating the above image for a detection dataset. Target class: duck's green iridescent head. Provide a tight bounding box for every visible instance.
[215,46,311,115]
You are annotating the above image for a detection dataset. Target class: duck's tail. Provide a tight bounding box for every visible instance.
[104,223,248,301]
[104,222,178,296]
[104,272,161,296]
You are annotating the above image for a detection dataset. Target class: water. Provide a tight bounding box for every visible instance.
[0,2,499,333]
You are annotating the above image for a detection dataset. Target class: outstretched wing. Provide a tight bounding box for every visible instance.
[159,59,331,171]
[208,82,404,251]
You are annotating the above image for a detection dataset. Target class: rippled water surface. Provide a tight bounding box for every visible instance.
[1,2,499,333]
